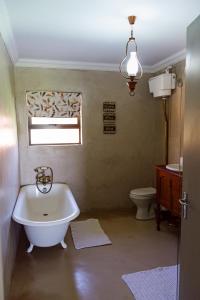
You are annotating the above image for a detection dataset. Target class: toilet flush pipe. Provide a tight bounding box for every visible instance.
[162,98,169,165]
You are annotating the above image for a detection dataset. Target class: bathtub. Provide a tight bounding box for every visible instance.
[13,183,80,253]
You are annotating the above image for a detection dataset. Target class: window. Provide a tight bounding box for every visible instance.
[26,91,82,145]
[29,117,81,145]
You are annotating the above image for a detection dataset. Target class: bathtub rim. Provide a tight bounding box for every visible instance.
[12,183,80,227]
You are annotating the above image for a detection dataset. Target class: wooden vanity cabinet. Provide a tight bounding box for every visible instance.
[155,165,182,230]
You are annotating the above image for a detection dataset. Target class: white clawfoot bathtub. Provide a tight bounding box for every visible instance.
[13,183,80,253]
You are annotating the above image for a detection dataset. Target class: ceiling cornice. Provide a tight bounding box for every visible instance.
[0,0,18,63]
[15,51,186,73]
[149,49,186,73]
[15,59,122,72]
[15,58,153,73]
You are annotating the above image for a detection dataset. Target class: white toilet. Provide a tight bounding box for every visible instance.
[129,187,156,220]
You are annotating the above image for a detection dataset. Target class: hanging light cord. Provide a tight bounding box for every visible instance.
[130,24,134,39]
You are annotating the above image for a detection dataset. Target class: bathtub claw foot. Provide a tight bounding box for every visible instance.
[27,243,34,253]
[61,240,67,249]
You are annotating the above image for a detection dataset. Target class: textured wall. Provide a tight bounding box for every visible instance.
[151,60,185,164]
[168,61,185,163]
[0,35,20,299]
[14,67,165,211]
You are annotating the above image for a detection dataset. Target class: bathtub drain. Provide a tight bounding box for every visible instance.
[43,213,48,216]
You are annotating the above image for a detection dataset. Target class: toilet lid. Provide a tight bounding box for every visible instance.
[130,187,156,196]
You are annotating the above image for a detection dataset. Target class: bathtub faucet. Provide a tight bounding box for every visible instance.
[34,167,51,184]
[34,166,53,194]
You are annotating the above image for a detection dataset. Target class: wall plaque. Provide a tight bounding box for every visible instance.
[103,101,116,134]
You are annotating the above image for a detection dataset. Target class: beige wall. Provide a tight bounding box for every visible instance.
[0,35,20,299]
[14,67,165,211]
[168,61,185,163]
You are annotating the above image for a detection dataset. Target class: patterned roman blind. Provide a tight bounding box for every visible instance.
[26,91,82,118]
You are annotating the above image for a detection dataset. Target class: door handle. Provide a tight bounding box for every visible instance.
[179,192,189,219]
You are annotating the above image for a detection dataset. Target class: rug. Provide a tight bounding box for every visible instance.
[70,218,112,250]
[122,265,178,300]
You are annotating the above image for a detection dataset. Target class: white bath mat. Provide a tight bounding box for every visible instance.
[122,265,177,300]
[70,218,112,249]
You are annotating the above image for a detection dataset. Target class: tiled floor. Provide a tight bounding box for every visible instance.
[9,209,178,300]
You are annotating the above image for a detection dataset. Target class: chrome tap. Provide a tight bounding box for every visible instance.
[34,166,53,193]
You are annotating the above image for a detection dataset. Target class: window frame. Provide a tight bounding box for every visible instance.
[28,116,82,146]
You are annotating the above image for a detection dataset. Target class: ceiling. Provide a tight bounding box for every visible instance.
[1,0,200,72]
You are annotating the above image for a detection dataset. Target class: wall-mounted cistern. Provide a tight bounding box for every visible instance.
[34,166,53,194]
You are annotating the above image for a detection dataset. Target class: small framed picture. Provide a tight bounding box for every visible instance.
[103,101,116,134]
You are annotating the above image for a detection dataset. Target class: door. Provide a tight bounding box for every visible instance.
[179,14,200,300]
[0,235,4,300]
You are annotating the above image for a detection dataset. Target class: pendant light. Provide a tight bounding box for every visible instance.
[120,16,143,96]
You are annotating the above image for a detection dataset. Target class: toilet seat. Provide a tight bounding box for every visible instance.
[130,187,156,198]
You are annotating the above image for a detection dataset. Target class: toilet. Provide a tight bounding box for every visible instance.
[129,187,156,220]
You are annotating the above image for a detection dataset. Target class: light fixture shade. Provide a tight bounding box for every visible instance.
[119,15,143,96]
[120,38,143,80]
[127,52,139,76]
